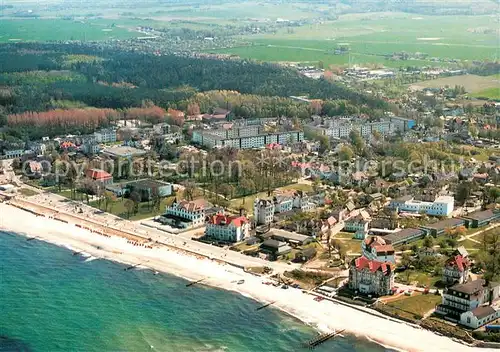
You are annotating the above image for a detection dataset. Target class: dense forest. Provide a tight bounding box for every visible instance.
[0,43,386,138]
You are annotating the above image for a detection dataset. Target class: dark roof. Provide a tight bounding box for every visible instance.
[299,247,317,257]
[422,218,465,231]
[129,179,171,189]
[262,239,283,249]
[450,279,488,295]
[463,210,499,222]
[394,195,413,202]
[471,306,496,319]
[384,228,423,244]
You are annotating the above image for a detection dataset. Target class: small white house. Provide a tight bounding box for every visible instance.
[460,306,500,329]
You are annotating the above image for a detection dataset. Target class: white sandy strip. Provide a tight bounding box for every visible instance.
[0,203,491,352]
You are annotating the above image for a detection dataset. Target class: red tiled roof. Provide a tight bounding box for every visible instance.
[177,199,208,212]
[446,255,470,272]
[364,236,395,255]
[86,168,112,181]
[29,161,42,172]
[473,173,488,179]
[60,141,76,149]
[354,256,394,275]
[208,214,248,227]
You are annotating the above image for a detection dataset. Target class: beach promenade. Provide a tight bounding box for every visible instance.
[0,200,493,352]
[6,193,296,274]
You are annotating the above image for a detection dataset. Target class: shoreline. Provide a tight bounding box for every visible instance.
[0,202,491,352]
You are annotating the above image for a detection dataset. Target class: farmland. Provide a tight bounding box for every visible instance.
[408,74,500,94]
[209,13,499,68]
[472,87,500,101]
[0,1,498,68]
[0,19,141,43]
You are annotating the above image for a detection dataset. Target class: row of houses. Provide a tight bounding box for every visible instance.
[253,191,326,225]
[346,209,499,247]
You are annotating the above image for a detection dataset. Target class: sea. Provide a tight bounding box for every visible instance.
[0,232,392,352]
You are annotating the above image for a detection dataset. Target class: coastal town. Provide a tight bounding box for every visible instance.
[1,81,499,349]
[0,1,499,349]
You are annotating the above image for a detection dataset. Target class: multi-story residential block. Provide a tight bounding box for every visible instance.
[388,195,454,217]
[29,142,47,156]
[82,141,100,155]
[344,215,370,233]
[349,256,395,296]
[1,149,24,160]
[390,116,415,132]
[305,117,399,140]
[192,125,304,150]
[205,214,250,243]
[153,123,171,135]
[273,195,293,213]
[94,128,117,144]
[362,236,395,263]
[436,279,500,320]
[254,199,275,225]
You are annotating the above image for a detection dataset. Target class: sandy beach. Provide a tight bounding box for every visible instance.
[0,202,493,352]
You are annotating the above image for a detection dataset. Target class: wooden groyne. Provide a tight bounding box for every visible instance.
[124,263,142,271]
[303,329,345,349]
[256,301,276,311]
[186,278,205,287]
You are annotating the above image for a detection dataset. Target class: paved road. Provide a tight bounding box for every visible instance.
[20,191,299,274]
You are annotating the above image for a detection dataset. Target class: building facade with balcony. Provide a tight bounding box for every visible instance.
[348,256,395,296]
[436,279,500,320]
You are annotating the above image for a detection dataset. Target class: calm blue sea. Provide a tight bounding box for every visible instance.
[0,232,391,352]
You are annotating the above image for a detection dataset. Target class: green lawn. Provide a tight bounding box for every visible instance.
[229,183,314,213]
[90,196,176,221]
[472,87,500,101]
[396,270,441,288]
[0,19,141,42]
[334,232,355,239]
[379,294,442,321]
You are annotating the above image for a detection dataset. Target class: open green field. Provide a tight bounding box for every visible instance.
[378,294,442,321]
[0,19,141,42]
[409,74,500,94]
[209,13,499,68]
[472,87,500,101]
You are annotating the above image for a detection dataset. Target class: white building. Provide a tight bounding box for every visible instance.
[273,195,293,213]
[460,306,500,329]
[29,143,47,156]
[254,199,275,225]
[436,279,500,321]
[344,216,370,233]
[162,199,207,228]
[362,236,395,263]
[1,149,24,159]
[94,129,117,144]
[388,195,454,217]
[192,127,304,150]
[205,214,250,243]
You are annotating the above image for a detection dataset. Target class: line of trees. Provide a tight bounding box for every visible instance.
[8,108,118,129]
